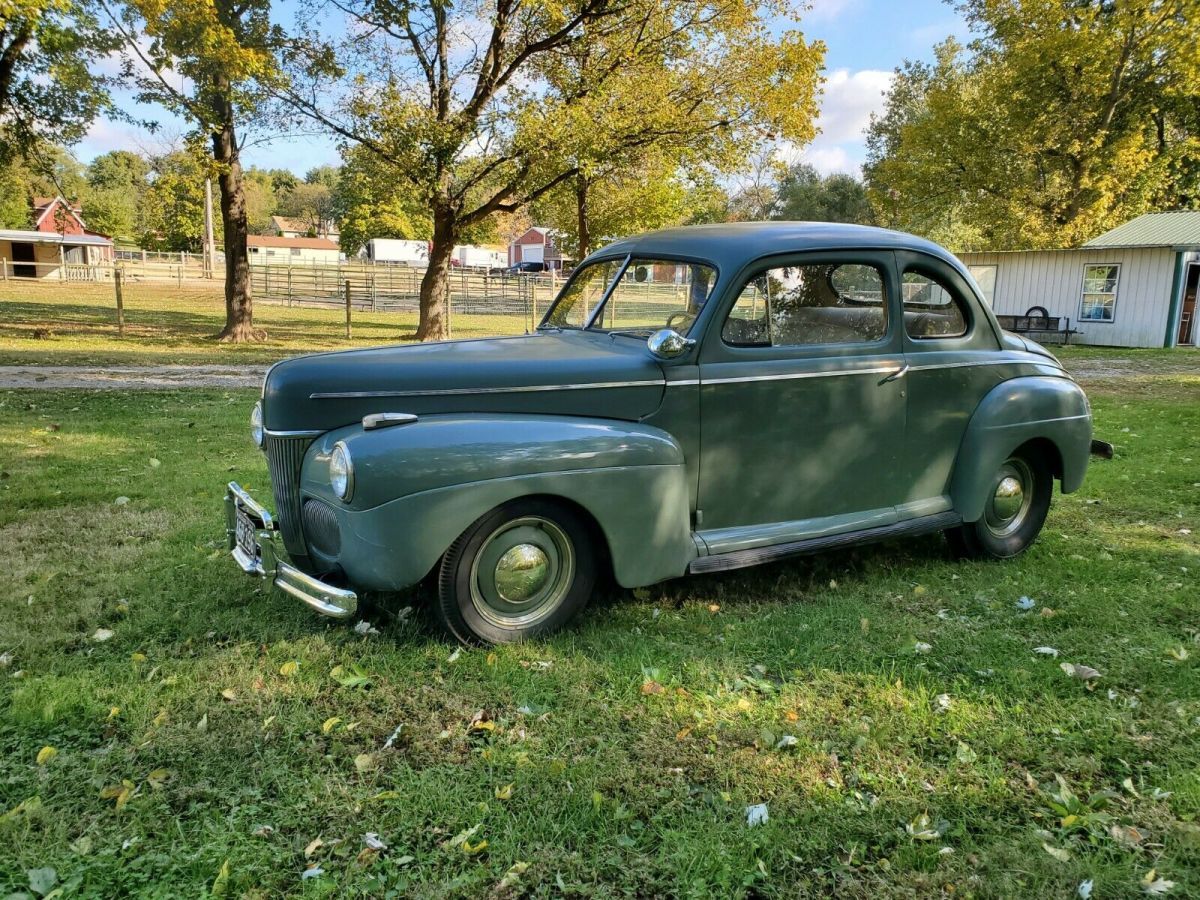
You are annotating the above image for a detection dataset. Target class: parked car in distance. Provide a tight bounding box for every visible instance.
[227,222,1094,645]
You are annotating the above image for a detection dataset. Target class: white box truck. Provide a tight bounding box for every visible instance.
[363,239,430,266]
[452,245,506,269]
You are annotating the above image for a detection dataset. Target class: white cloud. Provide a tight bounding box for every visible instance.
[779,67,893,176]
[803,0,861,23]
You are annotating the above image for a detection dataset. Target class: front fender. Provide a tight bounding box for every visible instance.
[300,414,694,591]
[951,376,1092,522]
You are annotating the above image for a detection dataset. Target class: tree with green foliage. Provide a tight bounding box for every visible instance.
[287,0,821,340]
[139,140,216,251]
[0,0,116,171]
[83,150,150,240]
[865,1,1200,251]
[334,145,431,257]
[534,3,823,258]
[773,163,872,224]
[103,0,289,340]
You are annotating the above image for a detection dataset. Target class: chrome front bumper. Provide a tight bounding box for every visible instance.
[224,481,358,618]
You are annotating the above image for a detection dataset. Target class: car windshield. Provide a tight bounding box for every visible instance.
[542,257,716,336]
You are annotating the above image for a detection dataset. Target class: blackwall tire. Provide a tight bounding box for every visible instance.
[436,498,596,645]
[946,449,1053,560]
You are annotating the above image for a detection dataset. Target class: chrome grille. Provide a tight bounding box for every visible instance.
[302,499,341,557]
[263,434,312,557]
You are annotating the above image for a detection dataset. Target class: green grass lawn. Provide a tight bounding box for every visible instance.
[0,281,529,366]
[1,366,1199,897]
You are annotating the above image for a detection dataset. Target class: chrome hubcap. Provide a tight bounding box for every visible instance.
[494,544,551,604]
[984,459,1033,537]
[469,516,575,628]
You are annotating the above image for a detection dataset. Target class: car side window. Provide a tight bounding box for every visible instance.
[902,270,968,339]
[722,262,887,347]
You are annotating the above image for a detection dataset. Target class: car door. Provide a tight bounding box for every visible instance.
[695,250,907,549]
[893,250,1006,513]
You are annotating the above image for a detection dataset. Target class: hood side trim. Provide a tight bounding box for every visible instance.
[311,379,664,400]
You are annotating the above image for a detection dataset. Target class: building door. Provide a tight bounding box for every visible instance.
[11,242,36,278]
[1178,265,1198,346]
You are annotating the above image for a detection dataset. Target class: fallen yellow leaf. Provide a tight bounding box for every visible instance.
[304,837,324,858]
[321,717,341,735]
[147,768,171,789]
[495,783,515,801]
[354,753,376,773]
[220,689,237,702]
[279,661,299,677]
[486,652,497,666]
[640,680,665,695]
[36,746,57,765]
[676,726,692,741]
[461,839,488,855]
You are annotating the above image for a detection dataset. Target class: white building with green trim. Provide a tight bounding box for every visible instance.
[960,211,1200,348]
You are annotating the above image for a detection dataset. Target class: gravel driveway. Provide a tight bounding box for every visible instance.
[1,352,1196,390]
[0,365,269,390]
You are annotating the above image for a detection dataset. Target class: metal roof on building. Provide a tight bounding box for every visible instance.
[1083,211,1200,249]
[0,229,112,246]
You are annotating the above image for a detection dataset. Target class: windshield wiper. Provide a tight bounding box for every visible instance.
[605,329,655,340]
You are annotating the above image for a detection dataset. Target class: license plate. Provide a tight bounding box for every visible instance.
[235,504,259,561]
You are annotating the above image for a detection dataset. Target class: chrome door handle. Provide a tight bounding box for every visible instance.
[879,364,909,385]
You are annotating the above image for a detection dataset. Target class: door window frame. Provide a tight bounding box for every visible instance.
[699,249,903,364]
[894,250,1000,353]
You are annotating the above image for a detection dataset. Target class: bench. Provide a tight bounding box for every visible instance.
[995,306,1079,344]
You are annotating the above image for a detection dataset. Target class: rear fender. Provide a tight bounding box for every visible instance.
[951,376,1092,522]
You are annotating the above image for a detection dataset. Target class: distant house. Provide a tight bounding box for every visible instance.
[271,215,339,242]
[247,234,342,264]
[0,196,113,278]
[960,211,1200,348]
[508,227,564,269]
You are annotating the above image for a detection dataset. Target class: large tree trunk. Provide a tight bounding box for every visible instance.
[212,78,262,343]
[416,204,457,341]
[575,172,591,260]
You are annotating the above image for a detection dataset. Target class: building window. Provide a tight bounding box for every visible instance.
[967,265,997,306]
[1080,264,1119,322]
[291,248,302,256]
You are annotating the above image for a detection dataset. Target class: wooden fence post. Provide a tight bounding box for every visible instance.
[114,266,125,337]
[176,264,182,288]
[287,263,293,306]
[1,258,6,280]
[344,280,352,339]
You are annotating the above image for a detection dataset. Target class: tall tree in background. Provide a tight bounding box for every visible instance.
[0,0,115,168]
[83,149,150,239]
[774,162,872,224]
[287,1,820,340]
[104,0,287,340]
[865,1,1200,250]
[536,4,823,258]
[140,139,215,250]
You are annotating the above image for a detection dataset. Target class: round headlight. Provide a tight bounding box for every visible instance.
[250,401,264,447]
[329,441,354,501]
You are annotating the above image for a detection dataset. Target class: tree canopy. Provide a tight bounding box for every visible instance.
[865,0,1200,251]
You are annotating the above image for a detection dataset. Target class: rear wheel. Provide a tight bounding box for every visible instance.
[947,449,1052,559]
[436,498,596,645]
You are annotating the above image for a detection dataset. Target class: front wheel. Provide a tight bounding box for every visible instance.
[946,450,1053,559]
[435,498,596,645]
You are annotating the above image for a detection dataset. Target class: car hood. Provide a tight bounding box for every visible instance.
[262,330,667,433]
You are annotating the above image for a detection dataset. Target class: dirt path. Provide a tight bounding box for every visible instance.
[0,365,269,390]
[1,353,1196,389]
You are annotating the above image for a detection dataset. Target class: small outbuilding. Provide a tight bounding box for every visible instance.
[507,227,565,270]
[247,235,342,264]
[960,211,1200,348]
[0,196,114,279]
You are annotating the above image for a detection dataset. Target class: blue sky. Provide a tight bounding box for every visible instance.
[77,0,970,178]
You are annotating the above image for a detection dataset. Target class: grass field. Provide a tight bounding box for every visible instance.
[0,281,530,366]
[0,352,1197,897]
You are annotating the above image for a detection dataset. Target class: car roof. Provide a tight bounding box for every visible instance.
[590,221,962,271]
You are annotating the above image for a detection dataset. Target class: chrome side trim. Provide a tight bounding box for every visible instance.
[697,365,897,386]
[907,358,1052,373]
[363,412,418,430]
[311,380,664,399]
[264,428,324,438]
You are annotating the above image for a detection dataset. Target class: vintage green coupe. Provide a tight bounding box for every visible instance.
[226,223,1093,644]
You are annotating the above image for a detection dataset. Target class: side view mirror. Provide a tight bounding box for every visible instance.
[647,328,696,360]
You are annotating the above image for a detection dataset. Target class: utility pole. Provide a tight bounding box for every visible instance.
[204,178,216,279]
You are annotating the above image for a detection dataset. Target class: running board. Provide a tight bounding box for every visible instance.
[688,511,962,575]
